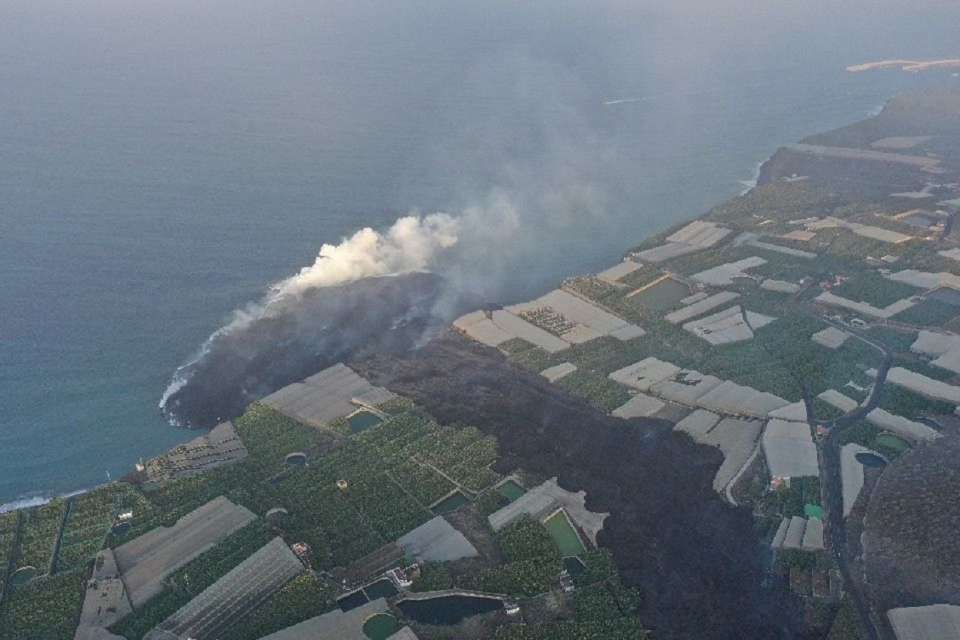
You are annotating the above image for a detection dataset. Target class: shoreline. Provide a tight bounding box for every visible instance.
[0,87,932,513]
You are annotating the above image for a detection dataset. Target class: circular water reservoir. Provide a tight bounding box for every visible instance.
[265,507,289,523]
[284,452,307,466]
[348,410,383,434]
[11,566,38,586]
[856,452,887,467]
[363,613,400,640]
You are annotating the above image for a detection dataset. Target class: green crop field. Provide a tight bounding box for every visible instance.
[0,511,18,588]
[0,570,85,640]
[832,271,918,308]
[221,573,337,640]
[464,517,562,597]
[56,484,143,573]
[261,410,500,569]
[15,500,66,575]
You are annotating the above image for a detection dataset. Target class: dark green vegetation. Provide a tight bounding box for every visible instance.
[557,370,632,413]
[411,562,454,592]
[463,517,562,597]
[105,404,498,575]
[0,570,85,640]
[275,411,499,568]
[57,484,142,573]
[762,477,822,519]
[832,271,917,308]
[893,297,960,327]
[879,384,955,418]
[707,181,843,229]
[223,574,337,640]
[15,500,66,575]
[0,512,18,594]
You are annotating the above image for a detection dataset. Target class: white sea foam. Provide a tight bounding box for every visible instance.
[0,495,50,513]
[0,487,93,514]
[603,97,649,106]
[738,160,765,195]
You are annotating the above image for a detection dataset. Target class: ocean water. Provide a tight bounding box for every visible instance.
[1,0,958,507]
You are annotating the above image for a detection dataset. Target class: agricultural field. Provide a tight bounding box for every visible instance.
[557,370,633,413]
[562,276,623,306]
[0,511,18,588]
[464,516,562,597]
[106,463,272,548]
[411,562,454,592]
[15,499,66,575]
[105,404,329,548]
[219,573,337,640]
[878,384,955,419]
[892,297,960,327]
[233,403,322,470]
[0,570,85,640]
[109,520,273,640]
[271,410,501,570]
[867,327,918,353]
[56,483,143,573]
[617,264,665,289]
[832,271,918,308]
[706,181,843,228]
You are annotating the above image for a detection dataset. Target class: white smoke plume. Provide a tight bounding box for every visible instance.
[273,213,460,299]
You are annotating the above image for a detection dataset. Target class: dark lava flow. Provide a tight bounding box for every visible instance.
[162,272,464,428]
[352,331,801,640]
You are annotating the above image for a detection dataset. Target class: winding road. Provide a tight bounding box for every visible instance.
[805,314,893,640]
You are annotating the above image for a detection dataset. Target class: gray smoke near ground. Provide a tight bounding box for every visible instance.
[159,190,584,427]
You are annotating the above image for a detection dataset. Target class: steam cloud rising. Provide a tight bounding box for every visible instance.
[159,212,477,427]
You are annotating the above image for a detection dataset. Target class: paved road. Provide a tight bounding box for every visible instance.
[806,315,892,640]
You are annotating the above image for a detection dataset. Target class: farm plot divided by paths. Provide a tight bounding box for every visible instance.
[273,411,501,570]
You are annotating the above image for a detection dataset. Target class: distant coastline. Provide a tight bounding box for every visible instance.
[847,59,960,73]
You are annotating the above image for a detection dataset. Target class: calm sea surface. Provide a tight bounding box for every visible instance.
[1,0,958,506]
